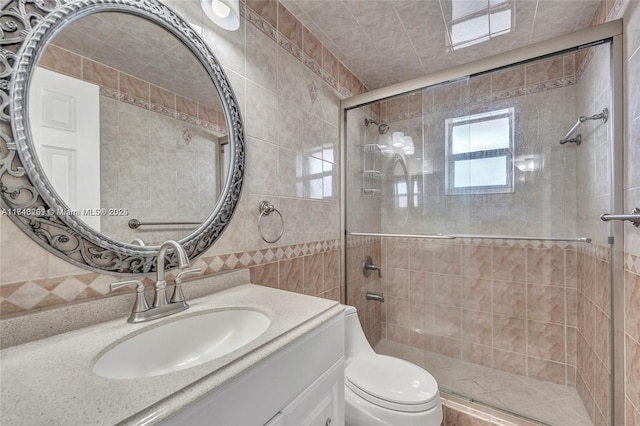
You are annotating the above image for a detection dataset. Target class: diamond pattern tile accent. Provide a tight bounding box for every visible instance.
[252,250,264,264]
[1,238,343,314]
[240,252,253,267]
[626,254,634,271]
[209,256,225,272]
[284,247,294,258]
[225,254,239,269]
[7,282,50,310]
[264,249,276,262]
[51,277,87,302]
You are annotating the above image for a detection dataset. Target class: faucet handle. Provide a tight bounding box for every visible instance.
[110,280,150,313]
[170,268,202,303]
[175,268,202,284]
[363,255,382,278]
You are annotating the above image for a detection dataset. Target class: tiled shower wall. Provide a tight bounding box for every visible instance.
[623,1,640,424]
[380,237,580,387]
[346,235,383,348]
[576,244,612,424]
[0,0,362,315]
[375,54,580,239]
[574,40,613,426]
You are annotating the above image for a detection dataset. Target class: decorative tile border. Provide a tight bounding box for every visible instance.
[352,234,582,250]
[244,0,367,99]
[379,80,576,122]
[625,253,640,275]
[105,81,226,136]
[0,238,340,316]
[41,50,227,136]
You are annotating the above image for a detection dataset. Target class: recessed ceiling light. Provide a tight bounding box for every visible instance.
[201,0,240,31]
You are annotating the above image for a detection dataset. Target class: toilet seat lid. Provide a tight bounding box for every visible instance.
[345,354,439,412]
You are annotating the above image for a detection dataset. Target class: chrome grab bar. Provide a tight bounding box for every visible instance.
[128,219,200,229]
[453,234,592,243]
[349,232,455,240]
[600,208,640,227]
[349,232,591,243]
[559,108,608,145]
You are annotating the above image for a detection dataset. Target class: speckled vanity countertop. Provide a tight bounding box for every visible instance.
[0,283,343,425]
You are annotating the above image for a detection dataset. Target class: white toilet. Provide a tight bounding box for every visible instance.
[344,306,443,426]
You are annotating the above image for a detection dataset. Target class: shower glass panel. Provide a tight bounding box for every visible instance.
[344,40,614,426]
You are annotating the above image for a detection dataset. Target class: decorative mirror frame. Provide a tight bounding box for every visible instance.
[0,0,245,274]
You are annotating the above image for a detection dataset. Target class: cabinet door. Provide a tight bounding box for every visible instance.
[281,358,344,426]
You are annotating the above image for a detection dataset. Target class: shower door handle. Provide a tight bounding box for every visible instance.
[600,208,640,227]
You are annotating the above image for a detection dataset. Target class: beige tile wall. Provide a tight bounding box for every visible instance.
[364,55,581,240]
[572,39,613,425]
[623,1,640,424]
[346,235,383,348]
[0,0,362,315]
[345,106,383,235]
[576,244,612,425]
[380,237,580,387]
[99,99,219,244]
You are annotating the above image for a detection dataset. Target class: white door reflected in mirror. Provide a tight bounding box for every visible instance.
[29,67,101,231]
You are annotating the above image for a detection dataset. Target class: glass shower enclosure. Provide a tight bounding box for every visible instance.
[342,22,623,426]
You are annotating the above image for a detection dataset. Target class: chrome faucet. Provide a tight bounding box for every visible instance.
[153,240,190,307]
[110,240,201,323]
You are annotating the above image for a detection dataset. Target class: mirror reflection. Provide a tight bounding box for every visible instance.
[28,12,229,245]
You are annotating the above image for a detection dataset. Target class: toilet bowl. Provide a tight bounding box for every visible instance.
[344,305,442,426]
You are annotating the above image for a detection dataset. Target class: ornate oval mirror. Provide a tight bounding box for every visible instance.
[0,0,245,274]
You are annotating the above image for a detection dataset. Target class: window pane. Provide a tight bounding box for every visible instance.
[451,14,489,46]
[309,178,323,199]
[308,157,323,174]
[452,117,510,154]
[323,175,332,198]
[490,9,512,35]
[454,156,507,188]
[452,0,488,20]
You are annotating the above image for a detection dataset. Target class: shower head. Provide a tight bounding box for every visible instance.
[364,118,390,134]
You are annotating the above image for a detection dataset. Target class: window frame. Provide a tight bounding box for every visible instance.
[444,108,515,195]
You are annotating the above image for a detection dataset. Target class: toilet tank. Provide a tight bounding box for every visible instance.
[344,305,375,361]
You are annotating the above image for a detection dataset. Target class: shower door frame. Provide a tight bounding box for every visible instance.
[339,19,625,425]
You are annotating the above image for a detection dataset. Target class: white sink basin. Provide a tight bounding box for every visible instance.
[93,309,271,379]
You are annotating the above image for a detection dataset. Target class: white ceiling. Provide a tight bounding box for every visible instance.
[281,0,601,90]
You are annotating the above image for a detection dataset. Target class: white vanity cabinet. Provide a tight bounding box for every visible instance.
[265,359,344,426]
[162,313,345,426]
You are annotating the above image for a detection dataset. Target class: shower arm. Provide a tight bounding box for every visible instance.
[560,108,609,144]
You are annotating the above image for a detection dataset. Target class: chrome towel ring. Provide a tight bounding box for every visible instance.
[258,201,284,243]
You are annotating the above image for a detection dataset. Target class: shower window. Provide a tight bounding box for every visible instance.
[394,180,408,208]
[444,107,514,195]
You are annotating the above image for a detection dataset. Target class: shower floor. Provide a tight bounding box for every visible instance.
[375,339,592,426]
